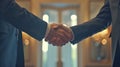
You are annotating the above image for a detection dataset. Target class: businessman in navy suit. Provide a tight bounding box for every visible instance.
[70,0,120,66]
[0,0,73,67]
[46,0,120,67]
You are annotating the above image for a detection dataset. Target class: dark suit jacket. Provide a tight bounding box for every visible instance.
[0,21,24,67]
[71,0,120,66]
[0,0,47,67]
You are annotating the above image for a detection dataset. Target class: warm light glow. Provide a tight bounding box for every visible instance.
[42,39,48,53]
[71,15,77,26]
[43,14,49,23]
[24,39,29,46]
[101,39,107,45]
[71,15,77,20]
[99,29,108,36]
[71,44,77,49]
[92,29,109,42]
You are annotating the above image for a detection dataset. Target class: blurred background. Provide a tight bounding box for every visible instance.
[16,0,112,67]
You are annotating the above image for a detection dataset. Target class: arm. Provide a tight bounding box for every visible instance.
[71,0,112,44]
[0,1,73,45]
[1,1,47,41]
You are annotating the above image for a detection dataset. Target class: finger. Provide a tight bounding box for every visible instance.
[45,24,73,43]
[59,24,71,33]
[56,29,72,40]
[55,33,69,42]
[48,37,60,46]
[58,25,73,40]
[45,28,56,41]
[45,24,60,41]
[56,38,68,46]
[55,32,70,44]
[46,29,69,43]
[48,37,61,46]
[49,36,68,46]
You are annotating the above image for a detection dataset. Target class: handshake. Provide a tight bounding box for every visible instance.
[45,23,74,46]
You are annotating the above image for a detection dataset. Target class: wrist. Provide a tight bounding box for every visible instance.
[45,24,51,38]
[69,27,75,41]
[63,24,74,41]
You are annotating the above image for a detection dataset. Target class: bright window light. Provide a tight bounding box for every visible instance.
[42,39,48,53]
[43,14,49,23]
[42,14,49,53]
[71,15,77,26]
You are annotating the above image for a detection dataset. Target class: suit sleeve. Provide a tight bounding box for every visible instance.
[70,0,112,44]
[0,1,48,41]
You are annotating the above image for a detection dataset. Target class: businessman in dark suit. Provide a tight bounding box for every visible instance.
[0,0,73,67]
[70,0,120,66]
[46,0,120,67]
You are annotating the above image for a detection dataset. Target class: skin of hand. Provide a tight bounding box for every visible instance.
[45,23,74,46]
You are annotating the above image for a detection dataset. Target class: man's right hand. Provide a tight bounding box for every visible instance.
[45,23,74,46]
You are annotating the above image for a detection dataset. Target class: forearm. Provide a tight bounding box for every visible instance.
[2,2,48,41]
[70,17,111,44]
[70,0,111,44]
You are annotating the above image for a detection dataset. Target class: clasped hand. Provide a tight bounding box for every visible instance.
[45,23,74,46]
